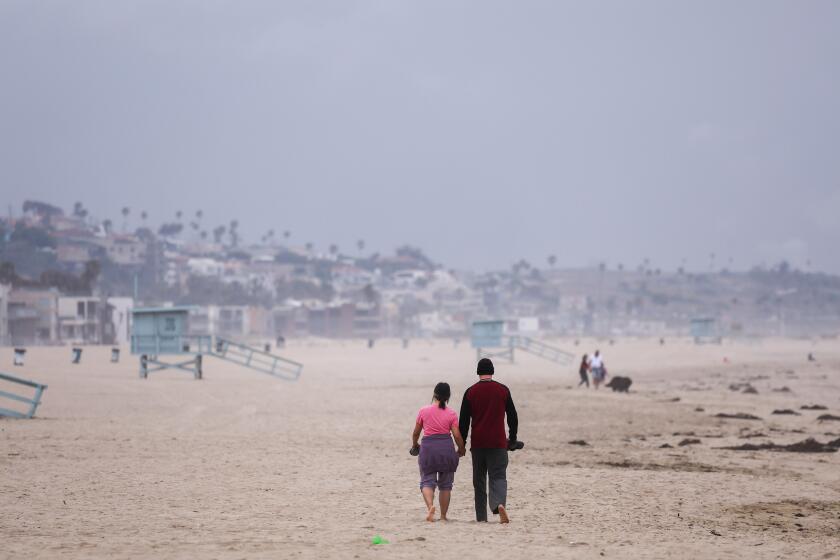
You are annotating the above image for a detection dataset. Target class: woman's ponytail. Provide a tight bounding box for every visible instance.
[433,382,451,409]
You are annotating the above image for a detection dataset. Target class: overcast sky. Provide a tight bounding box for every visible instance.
[1,1,838,273]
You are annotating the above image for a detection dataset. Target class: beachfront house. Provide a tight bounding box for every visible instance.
[58,296,103,344]
[8,288,59,345]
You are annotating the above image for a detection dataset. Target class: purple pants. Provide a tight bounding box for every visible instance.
[420,470,454,490]
[418,434,459,490]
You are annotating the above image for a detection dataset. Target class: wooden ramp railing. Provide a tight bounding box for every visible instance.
[211,338,303,381]
[0,372,48,419]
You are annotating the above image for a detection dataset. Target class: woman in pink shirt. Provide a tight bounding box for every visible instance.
[411,382,467,522]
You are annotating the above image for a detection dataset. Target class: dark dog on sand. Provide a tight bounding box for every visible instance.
[605,376,633,393]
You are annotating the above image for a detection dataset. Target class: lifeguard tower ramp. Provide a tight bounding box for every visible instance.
[0,372,47,419]
[211,337,302,381]
[131,307,303,380]
[471,321,574,365]
[509,335,574,365]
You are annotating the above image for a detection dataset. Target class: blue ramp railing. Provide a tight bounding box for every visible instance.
[211,337,303,381]
[0,372,48,419]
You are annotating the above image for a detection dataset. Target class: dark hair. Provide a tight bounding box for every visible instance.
[476,357,494,375]
[433,382,451,409]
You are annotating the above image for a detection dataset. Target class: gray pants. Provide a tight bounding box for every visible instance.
[471,448,508,521]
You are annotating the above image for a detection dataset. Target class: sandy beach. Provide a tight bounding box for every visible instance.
[2,338,839,559]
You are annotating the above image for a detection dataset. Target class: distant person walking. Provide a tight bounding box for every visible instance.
[589,350,607,389]
[578,354,590,388]
[459,358,519,524]
[411,382,466,522]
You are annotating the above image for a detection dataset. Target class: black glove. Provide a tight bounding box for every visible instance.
[508,440,524,451]
[409,445,420,456]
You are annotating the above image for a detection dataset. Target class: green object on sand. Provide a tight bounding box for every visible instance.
[371,535,390,545]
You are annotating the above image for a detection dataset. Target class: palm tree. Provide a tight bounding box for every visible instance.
[357,239,365,254]
[283,230,291,242]
[121,207,130,232]
[547,255,557,268]
[229,219,239,246]
[329,244,339,258]
[305,242,314,253]
[140,211,148,227]
[102,219,113,234]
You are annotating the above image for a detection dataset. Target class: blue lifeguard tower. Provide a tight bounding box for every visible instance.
[131,307,211,379]
[471,320,514,362]
[690,317,722,344]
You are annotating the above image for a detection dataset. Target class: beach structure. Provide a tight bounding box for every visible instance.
[472,320,514,362]
[690,317,722,344]
[211,337,302,380]
[131,306,302,380]
[131,307,210,379]
[13,348,26,366]
[0,371,47,419]
[471,320,574,365]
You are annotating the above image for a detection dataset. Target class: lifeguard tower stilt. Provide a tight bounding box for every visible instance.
[131,307,211,380]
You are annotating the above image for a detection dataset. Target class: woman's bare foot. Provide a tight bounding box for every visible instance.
[426,506,436,522]
[498,505,509,524]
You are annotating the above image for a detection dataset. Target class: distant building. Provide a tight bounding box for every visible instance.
[303,301,382,338]
[101,235,147,266]
[217,305,249,337]
[0,284,9,345]
[56,237,102,265]
[58,296,103,344]
[107,297,134,345]
[57,296,135,345]
[8,288,59,345]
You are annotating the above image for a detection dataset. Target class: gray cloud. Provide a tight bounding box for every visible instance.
[1,1,838,272]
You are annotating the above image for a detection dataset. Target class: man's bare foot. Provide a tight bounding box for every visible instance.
[426,506,436,522]
[440,515,448,521]
[498,505,509,524]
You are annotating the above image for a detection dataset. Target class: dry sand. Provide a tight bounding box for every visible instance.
[2,337,839,559]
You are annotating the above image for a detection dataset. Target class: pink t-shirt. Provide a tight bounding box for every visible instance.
[416,404,458,436]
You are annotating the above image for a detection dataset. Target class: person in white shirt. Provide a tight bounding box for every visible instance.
[588,350,607,389]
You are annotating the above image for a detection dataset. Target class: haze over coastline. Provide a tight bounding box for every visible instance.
[2,1,839,273]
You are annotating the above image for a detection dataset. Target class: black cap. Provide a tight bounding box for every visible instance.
[477,358,494,375]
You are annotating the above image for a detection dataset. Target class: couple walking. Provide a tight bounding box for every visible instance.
[410,358,519,523]
[578,350,607,389]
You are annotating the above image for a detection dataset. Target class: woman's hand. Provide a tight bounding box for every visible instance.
[452,425,467,457]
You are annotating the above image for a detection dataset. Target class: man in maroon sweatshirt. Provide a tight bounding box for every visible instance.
[459,358,519,523]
